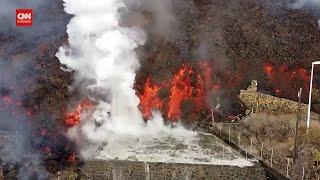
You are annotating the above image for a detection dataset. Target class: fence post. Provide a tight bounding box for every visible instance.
[250,137,253,155]
[211,108,214,124]
[286,158,290,178]
[238,132,241,147]
[222,147,225,158]
[271,149,273,167]
[260,143,264,159]
[245,148,248,159]
[294,88,302,163]
[228,124,231,142]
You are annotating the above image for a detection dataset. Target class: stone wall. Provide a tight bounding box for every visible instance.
[239,80,308,114]
[81,160,266,180]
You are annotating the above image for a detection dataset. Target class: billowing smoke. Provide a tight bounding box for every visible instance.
[123,0,179,38]
[288,0,320,28]
[57,0,190,159]
[290,0,320,9]
[122,0,196,59]
[0,0,68,179]
[0,47,44,180]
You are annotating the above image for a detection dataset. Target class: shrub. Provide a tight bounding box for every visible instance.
[243,113,295,142]
[306,127,320,149]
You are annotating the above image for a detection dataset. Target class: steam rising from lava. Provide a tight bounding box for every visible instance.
[57,0,190,159]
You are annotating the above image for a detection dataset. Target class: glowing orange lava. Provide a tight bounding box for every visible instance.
[67,153,77,163]
[41,147,51,155]
[1,96,14,105]
[263,63,310,96]
[65,100,93,127]
[138,63,214,121]
[212,84,221,92]
[264,63,273,78]
[167,65,194,120]
[138,77,163,119]
[194,62,212,112]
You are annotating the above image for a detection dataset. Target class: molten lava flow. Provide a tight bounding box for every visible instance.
[263,63,310,97]
[41,147,52,155]
[194,73,205,110]
[199,61,212,90]
[212,84,221,92]
[297,67,310,83]
[138,63,215,121]
[136,61,311,122]
[0,95,33,117]
[67,153,77,163]
[194,62,212,111]
[264,63,273,79]
[40,128,47,136]
[65,100,93,127]
[1,95,14,105]
[167,65,194,120]
[26,109,33,117]
[138,77,163,119]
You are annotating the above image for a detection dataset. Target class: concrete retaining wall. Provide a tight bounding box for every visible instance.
[81,160,266,180]
[239,80,308,114]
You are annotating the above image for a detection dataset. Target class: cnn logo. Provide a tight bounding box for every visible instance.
[16,9,32,26]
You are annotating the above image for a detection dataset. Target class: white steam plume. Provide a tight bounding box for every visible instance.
[56,0,193,159]
[56,0,146,157]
